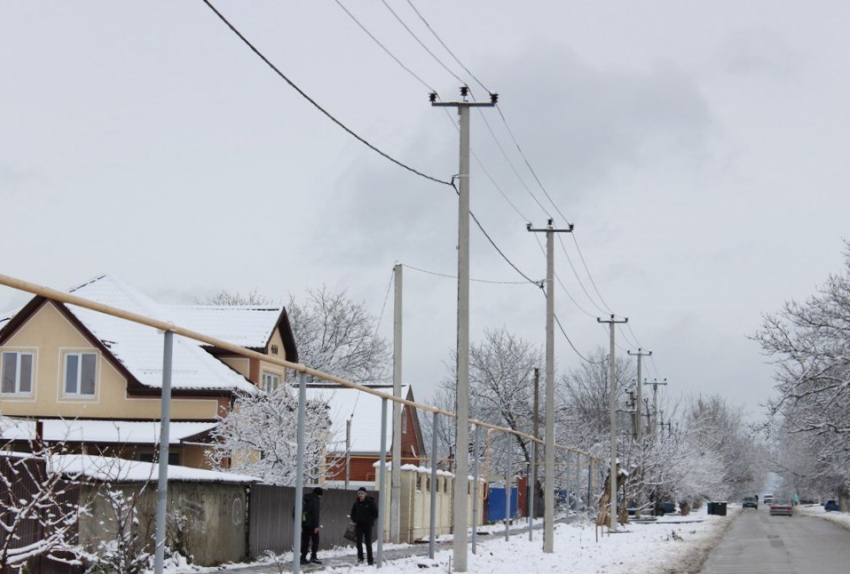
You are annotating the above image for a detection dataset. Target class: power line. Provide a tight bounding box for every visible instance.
[443,178,539,287]
[571,234,615,314]
[200,0,452,187]
[332,0,437,94]
[556,234,609,315]
[404,0,492,95]
[378,0,466,85]
[402,263,533,285]
[478,110,553,219]
[532,234,595,319]
[494,107,572,225]
[442,109,530,221]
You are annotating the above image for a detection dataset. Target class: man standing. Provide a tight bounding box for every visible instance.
[350,487,378,566]
[300,487,323,565]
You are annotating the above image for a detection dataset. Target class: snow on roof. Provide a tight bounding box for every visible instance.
[0,417,217,445]
[59,274,281,393]
[304,385,410,454]
[45,453,257,483]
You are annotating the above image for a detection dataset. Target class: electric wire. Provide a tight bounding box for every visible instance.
[442,109,530,221]
[556,234,609,315]
[332,0,438,94]
[352,266,395,416]
[402,263,533,285]
[494,107,572,225]
[200,0,452,187]
[478,110,554,219]
[404,0,492,95]
[571,234,615,313]
[532,234,595,319]
[378,0,467,86]
[454,185,539,286]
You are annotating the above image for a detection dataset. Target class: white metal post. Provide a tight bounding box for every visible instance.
[505,436,511,541]
[429,411,439,559]
[472,425,480,554]
[377,398,388,568]
[293,371,307,574]
[154,330,173,574]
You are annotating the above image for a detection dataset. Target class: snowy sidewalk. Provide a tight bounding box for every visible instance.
[160,508,735,573]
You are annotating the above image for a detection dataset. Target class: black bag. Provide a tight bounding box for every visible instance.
[344,522,357,542]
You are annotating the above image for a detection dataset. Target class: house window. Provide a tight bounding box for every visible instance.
[1,351,34,396]
[63,353,97,397]
[262,372,281,392]
[401,408,407,434]
[271,344,279,355]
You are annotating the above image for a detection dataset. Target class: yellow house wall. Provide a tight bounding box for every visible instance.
[0,302,219,420]
[220,356,251,379]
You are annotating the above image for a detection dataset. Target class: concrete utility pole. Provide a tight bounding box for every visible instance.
[391,264,402,544]
[431,87,496,572]
[627,348,651,518]
[597,315,628,531]
[527,219,574,552]
[644,378,668,441]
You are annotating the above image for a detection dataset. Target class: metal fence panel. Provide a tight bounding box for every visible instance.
[248,484,379,559]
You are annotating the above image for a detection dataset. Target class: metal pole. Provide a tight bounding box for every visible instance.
[391,264,402,544]
[526,460,537,542]
[154,330,173,574]
[505,436,511,541]
[472,425,480,554]
[293,371,307,574]
[377,398,388,568]
[429,412,439,559]
[532,367,539,521]
[345,418,351,490]
[587,456,592,513]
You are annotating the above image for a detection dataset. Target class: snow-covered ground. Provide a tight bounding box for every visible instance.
[796,504,850,530]
[151,506,735,574]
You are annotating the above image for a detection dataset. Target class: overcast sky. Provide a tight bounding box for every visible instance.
[2,1,849,420]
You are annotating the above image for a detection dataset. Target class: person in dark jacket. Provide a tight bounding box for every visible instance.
[300,487,323,565]
[350,487,378,565]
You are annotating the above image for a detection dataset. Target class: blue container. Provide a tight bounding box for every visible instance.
[487,486,518,522]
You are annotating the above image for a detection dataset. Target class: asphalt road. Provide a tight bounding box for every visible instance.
[700,507,850,574]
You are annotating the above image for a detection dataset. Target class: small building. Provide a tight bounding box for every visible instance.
[0,274,297,468]
[303,384,425,483]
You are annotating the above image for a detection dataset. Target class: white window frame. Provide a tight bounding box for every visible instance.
[62,352,98,398]
[1,351,35,397]
[262,371,281,393]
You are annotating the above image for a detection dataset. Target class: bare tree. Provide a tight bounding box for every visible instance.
[754,242,850,503]
[199,288,272,306]
[207,385,333,485]
[287,287,390,384]
[0,446,87,571]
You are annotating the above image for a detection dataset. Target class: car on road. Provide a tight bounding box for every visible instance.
[770,499,793,516]
[763,494,774,505]
[742,496,758,509]
[655,501,676,515]
[825,499,840,512]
